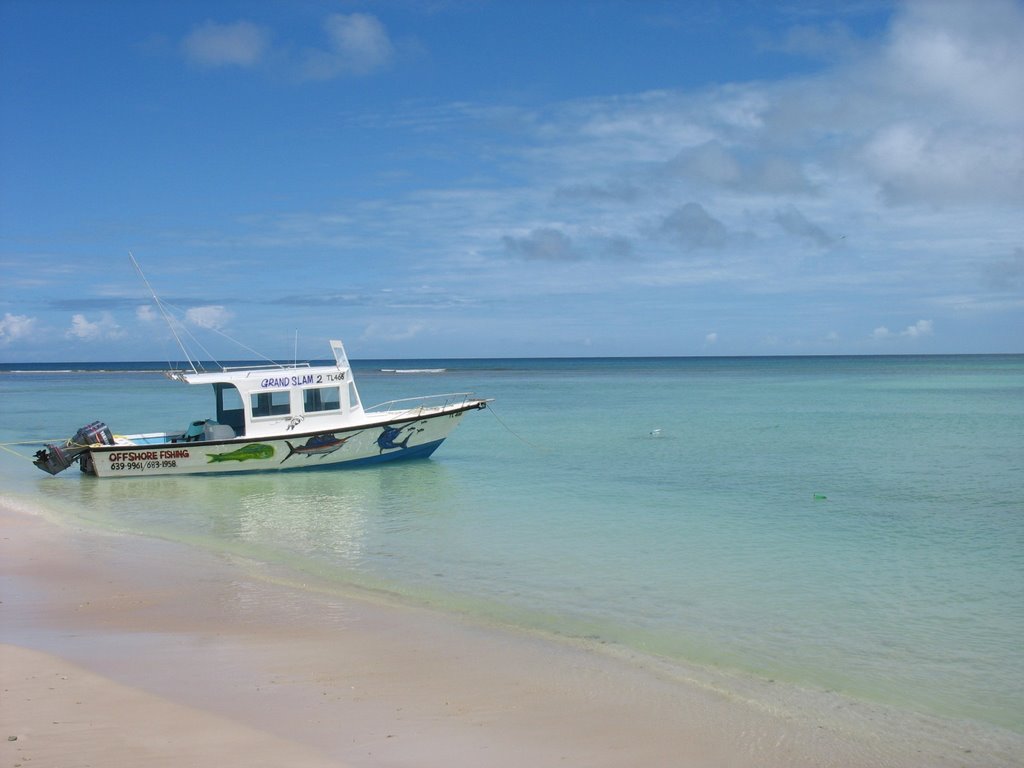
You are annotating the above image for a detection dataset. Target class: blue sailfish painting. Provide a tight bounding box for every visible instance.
[376,422,426,454]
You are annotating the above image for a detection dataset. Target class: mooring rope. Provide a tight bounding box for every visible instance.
[486,405,550,452]
[0,443,37,462]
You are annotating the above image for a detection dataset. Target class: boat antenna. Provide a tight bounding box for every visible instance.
[160,311,283,369]
[129,252,198,374]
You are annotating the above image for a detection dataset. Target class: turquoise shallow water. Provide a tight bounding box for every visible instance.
[2,355,1022,734]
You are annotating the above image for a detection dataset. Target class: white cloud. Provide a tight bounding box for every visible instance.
[901,319,933,338]
[182,20,269,68]
[885,0,1024,124]
[520,0,1024,211]
[0,313,36,344]
[862,122,1024,204]
[66,312,123,341]
[712,89,769,131]
[705,332,718,344]
[136,305,157,323]
[156,1,1022,355]
[185,305,233,330]
[181,13,393,81]
[852,0,1024,204]
[303,13,394,80]
[871,319,933,341]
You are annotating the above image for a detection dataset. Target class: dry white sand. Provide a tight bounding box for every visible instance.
[1,503,1016,767]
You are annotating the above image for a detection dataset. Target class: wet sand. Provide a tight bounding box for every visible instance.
[0,503,1015,767]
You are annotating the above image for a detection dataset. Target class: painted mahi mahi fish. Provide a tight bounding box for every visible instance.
[207,443,275,463]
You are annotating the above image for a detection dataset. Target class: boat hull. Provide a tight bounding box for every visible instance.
[84,405,480,478]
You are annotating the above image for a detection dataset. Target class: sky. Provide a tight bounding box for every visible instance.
[1,0,1022,361]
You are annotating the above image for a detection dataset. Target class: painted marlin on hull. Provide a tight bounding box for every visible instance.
[376,422,426,453]
[281,432,360,463]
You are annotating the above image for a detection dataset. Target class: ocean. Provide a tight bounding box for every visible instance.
[2,355,1022,744]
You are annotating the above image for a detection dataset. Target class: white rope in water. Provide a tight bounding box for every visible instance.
[0,443,38,462]
[1,437,120,463]
[485,405,550,452]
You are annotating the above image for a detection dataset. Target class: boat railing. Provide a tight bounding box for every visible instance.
[220,361,314,372]
[364,392,480,417]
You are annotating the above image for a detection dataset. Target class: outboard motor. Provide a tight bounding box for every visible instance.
[33,421,114,475]
[33,442,80,475]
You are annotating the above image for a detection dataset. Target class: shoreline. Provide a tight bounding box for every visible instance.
[1,502,1019,767]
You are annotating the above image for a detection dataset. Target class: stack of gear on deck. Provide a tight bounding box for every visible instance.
[33,421,113,475]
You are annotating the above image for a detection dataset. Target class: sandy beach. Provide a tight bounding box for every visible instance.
[1,502,1015,767]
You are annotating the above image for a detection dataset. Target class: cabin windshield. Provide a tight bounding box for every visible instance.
[214,383,245,435]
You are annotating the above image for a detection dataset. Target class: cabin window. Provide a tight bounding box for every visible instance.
[348,381,360,409]
[303,386,341,413]
[251,390,291,417]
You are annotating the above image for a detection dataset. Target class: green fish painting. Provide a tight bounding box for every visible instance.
[206,443,275,463]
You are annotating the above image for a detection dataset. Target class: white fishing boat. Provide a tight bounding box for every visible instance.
[33,339,488,478]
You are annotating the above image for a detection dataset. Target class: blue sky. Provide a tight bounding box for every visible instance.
[1,0,1022,361]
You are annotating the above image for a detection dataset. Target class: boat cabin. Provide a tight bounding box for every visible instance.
[170,339,364,440]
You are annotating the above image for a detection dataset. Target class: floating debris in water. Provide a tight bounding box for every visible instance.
[813,493,828,500]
